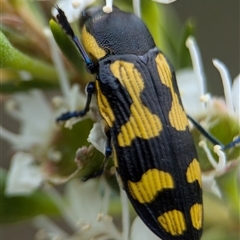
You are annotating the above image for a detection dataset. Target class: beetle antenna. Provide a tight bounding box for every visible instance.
[55,6,97,73]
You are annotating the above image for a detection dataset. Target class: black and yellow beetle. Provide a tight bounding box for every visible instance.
[55,6,203,240]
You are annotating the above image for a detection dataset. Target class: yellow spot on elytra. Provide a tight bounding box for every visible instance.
[190,203,202,230]
[81,25,106,60]
[155,54,188,131]
[158,210,186,236]
[186,158,202,187]
[96,81,115,127]
[128,169,174,203]
[110,61,162,147]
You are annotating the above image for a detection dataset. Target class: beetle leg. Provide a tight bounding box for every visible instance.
[223,136,240,150]
[57,81,95,122]
[187,114,240,150]
[82,130,112,181]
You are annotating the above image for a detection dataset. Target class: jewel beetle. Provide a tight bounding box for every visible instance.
[55,6,203,240]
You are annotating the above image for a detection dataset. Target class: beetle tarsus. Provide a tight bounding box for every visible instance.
[223,136,240,150]
[56,82,95,122]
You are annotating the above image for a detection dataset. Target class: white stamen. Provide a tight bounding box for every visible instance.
[232,74,240,118]
[52,96,66,108]
[97,213,112,222]
[133,0,141,18]
[200,93,212,112]
[103,0,113,13]
[212,59,234,114]
[121,188,130,240]
[199,141,227,176]
[213,145,226,173]
[48,168,81,184]
[199,141,218,169]
[81,223,91,231]
[72,0,81,8]
[152,0,177,3]
[65,119,75,129]
[186,37,206,110]
[97,213,103,221]
[44,28,70,98]
[201,175,222,198]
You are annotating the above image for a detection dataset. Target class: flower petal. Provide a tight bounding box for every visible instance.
[176,68,204,117]
[52,0,96,23]
[130,216,161,240]
[232,74,240,119]
[3,90,56,150]
[152,0,177,3]
[5,152,44,196]
[65,179,102,223]
[87,122,107,154]
[202,175,221,198]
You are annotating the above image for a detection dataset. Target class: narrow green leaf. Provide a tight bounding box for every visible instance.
[49,19,84,73]
[142,1,182,69]
[0,30,58,82]
[0,78,58,93]
[177,20,195,69]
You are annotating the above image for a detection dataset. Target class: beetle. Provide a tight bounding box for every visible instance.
[55,6,203,240]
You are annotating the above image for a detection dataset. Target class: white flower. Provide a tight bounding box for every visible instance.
[34,179,123,240]
[34,177,163,240]
[52,0,177,21]
[87,122,107,154]
[52,0,96,23]
[52,0,114,22]
[231,74,240,117]
[0,90,56,151]
[177,36,240,122]
[1,27,89,195]
[177,68,205,117]
[152,0,176,3]
[131,217,161,240]
[5,152,44,196]
[176,36,240,198]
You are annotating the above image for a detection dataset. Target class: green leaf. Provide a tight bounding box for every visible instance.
[0,77,57,93]
[0,30,58,82]
[141,1,183,69]
[177,20,195,69]
[202,193,239,239]
[0,169,59,224]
